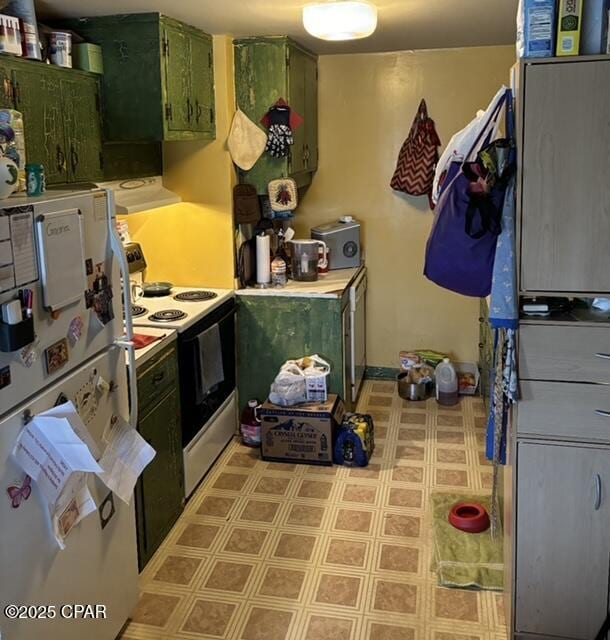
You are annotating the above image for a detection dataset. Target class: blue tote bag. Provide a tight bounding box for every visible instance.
[424,90,513,298]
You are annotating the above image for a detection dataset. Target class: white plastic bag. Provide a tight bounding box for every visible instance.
[269,355,331,406]
[432,86,507,205]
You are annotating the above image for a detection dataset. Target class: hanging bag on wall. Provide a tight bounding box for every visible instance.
[423,90,514,298]
[390,99,441,208]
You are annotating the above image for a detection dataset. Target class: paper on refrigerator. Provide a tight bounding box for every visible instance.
[97,415,156,504]
[52,473,97,549]
[12,413,102,506]
[12,403,103,546]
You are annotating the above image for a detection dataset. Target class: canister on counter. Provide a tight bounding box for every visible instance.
[25,163,45,197]
[49,31,72,68]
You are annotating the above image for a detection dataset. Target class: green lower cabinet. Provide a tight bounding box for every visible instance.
[135,344,184,571]
[237,296,344,412]
[234,36,318,194]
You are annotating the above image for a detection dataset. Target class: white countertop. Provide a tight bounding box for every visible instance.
[128,327,177,368]
[235,267,363,299]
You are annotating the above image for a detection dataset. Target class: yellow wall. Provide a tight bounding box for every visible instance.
[296,45,514,367]
[121,35,237,289]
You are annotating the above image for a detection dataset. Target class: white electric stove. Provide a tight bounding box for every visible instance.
[123,242,237,497]
[131,287,234,333]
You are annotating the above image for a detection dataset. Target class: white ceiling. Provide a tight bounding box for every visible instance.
[36,0,518,55]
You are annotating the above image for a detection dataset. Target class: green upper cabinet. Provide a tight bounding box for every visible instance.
[61,76,104,183]
[59,13,215,142]
[190,34,215,135]
[234,36,318,194]
[0,57,103,185]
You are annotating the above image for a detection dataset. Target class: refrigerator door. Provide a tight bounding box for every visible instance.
[0,191,124,417]
[0,347,138,640]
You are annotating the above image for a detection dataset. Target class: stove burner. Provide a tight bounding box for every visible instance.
[131,304,147,318]
[173,290,218,302]
[148,309,187,323]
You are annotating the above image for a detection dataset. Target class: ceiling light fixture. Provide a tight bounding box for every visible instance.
[303,0,378,41]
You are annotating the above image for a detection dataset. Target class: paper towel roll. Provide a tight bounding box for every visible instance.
[256,234,271,285]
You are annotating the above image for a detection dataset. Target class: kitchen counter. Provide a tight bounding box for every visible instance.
[129,328,177,368]
[235,266,363,299]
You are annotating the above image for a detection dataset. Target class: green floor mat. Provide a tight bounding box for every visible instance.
[431,492,504,591]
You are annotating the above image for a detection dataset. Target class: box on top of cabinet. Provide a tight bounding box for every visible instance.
[556,0,583,55]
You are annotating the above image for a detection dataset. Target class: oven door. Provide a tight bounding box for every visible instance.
[178,299,236,448]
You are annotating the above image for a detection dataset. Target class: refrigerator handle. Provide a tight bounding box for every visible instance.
[106,189,138,430]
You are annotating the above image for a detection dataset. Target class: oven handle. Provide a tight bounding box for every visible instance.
[106,188,138,431]
[180,307,236,346]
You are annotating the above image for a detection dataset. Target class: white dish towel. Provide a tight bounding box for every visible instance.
[196,325,224,403]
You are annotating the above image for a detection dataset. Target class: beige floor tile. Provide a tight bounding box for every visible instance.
[203,559,255,594]
[153,555,202,586]
[313,572,362,609]
[181,598,237,636]
[324,537,369,568]
[196,495,237,518]
[239,498,282,524]
[254,475,292,496]
[130,592,180,628]
[273,532,318,561]
[285,503,326,529]
[303,613,355,639]
[223,527,269,556]
[176,522,221,549]
[240,605,294,640]
[371,578,419,615]
[297,479,333,500]
[122,383,504,640]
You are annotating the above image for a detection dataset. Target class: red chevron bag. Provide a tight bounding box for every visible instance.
[390,99,441,208]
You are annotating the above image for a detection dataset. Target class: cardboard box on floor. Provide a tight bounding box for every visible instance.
[260,395,345,466]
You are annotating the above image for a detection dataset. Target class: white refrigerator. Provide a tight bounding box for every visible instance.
[0,190,139,640]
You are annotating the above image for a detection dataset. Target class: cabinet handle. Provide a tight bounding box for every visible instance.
[595,409,610,419]
[595,353,610,360]
[594,474,602,511]
[70,145,79,174]
[56,145,65,173]
[195,100,202,124]
[186,98,194,123]
[152,372,165,385]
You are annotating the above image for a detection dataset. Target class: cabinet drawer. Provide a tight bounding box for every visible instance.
[518,381,610,443]
[137,345,178,415]
[519,324,610,383]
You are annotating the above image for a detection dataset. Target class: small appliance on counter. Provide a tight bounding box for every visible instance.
[311,216,361,270]
[289,239,328,282]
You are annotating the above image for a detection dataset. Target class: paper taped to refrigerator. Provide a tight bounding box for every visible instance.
[0,206,38,292]
[12,413,102,506]
[52,474,97,549]
[97,416,156,504]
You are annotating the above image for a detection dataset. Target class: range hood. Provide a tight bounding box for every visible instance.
[96,176,181,214]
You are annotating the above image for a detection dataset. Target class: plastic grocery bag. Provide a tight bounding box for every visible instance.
[269,355,331,406]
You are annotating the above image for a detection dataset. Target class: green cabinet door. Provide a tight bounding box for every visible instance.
[136,388,184,569]
[287,45,307,176]
[234,37,318,194]
[163,24,192,133]
[13,66,67,184]
[61,76,103,182]
[0,62,15,109]
[190,34,215,135]
[304,54,318,172]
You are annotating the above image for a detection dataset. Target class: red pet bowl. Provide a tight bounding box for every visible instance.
[448,502,490,534]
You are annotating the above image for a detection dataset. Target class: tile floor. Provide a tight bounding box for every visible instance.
[120,380,507,640]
